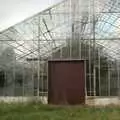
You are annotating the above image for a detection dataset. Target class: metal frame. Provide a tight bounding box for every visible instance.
[0,0,120,102]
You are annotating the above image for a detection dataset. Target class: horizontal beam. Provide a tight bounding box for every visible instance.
[0,38,120,41]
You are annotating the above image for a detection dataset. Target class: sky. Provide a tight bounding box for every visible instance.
[0,0,62,31]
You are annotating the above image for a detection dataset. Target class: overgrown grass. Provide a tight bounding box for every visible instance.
[0,103,120,120]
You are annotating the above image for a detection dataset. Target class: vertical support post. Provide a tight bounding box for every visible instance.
[88,0,92,96]
[85,60,87,97]
[117,61,120,97]
[22,64,25,97]
[70,23,73,59]
[4,71,7,96]
[60,45,63,59]
[92,0,96,97]
[71,0,76,59]
[108,63,111,96]
[88,44,91,96]
[98,49,101,96]
[13,54,16,96]
[79,34,81,59]
[93,66,96,96]
[37,16,41,97]
[32,26,35,96]
[32,62,34,96]
[60,6,63,59]
[41,62,44,101]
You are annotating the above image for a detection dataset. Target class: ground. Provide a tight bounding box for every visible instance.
[0,103,120,120]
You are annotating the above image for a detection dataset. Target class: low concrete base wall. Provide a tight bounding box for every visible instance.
[86,96,120,106]
[0,96,120,106]
[0,96,47,104]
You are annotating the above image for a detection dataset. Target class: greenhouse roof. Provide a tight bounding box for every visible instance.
[0,0,120,62]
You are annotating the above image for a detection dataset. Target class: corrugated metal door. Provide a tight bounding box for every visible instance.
[48,60,85,105]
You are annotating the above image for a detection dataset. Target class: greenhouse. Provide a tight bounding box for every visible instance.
[0,0,120,104]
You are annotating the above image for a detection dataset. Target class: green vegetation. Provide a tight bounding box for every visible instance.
[0,103,120,120]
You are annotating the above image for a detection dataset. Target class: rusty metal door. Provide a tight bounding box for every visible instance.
[48,60,85,105]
